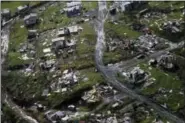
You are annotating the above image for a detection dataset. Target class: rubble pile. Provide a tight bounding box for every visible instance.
[161,20,182,34]
[50,69,81,93]
[157,54,175,70]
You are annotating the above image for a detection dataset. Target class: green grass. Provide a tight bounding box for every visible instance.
[167,11,183,20]
[82,1,98,11]
[140,116,155,123]
[1,1,41,14]
[77,23,96,55]
[103,51,122,65]
[105,21,141,39]
[7,52,30,67]
[38,2,71,32]
[1,1,29,13]
[9,20,28,51]
[61,56,94,70]
[78,106,90,112]
[140,64,185,111]
[7,20,29,67]
[148,1,184,9]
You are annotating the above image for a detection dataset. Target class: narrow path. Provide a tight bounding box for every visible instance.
[94,1,185,123]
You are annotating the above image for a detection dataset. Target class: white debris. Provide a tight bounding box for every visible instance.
[43,48,51,53]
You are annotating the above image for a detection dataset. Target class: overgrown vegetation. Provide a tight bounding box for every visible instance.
[48,67,104,108]
[1,104,28,123]
[2,71,49,104]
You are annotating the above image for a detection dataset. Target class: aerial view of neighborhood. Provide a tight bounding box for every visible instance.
[1,1,185,123]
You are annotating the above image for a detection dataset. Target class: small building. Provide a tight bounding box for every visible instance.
[66,1,82,8]
[68,105,76,111]
[68,25,79,34]
[45,110,65,123]
[58,26,80,36]
[52,37,66,50]
[1,9,11,20]
[118,1,147,12]
[65,5,81,17]
[148,59,157,66]
[43,48,51,53]
[64,1,82,17]
[183,9,185,15]
[24,13,38,26]
[28,29,37,39]
[17,5,29,15]
[109,7,117,15]
[57,27,70,37]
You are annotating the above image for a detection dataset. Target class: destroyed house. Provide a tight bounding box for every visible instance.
[158,55,175,70]
[129,67,146,83]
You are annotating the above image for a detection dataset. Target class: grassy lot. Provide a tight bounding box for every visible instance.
[167,11,183,20]
[61,56,95,70]
[140,116,155,123]
[1,1,40,14]
[105,21,141,39]
[7,20,29,67]
[148,1,184,9]
[82,1,98,11]
[103,51,122,65]
[1,1,29,12]
[77,23,96,55]
[48,67,104,108]
[38,2,71,32]
[9,20,28,51]
[7,52,31,67]
[140,63,185,111]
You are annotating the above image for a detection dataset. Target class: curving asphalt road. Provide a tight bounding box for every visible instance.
[94,1,185,123]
